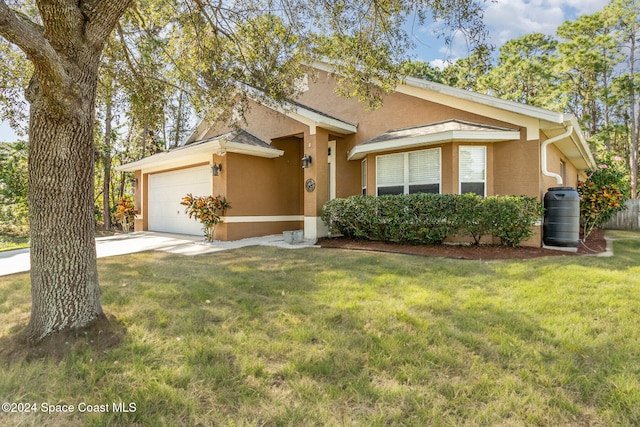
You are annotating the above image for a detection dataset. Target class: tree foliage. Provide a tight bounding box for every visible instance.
[0,42,30,135]
[0,140,28,233]
[479,33,560,108]
[400,60,443,83]
[440,45,493,91]
[0,140,27,205]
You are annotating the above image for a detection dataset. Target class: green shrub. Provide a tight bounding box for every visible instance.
[0,141,29,235]
[322,193,543,247]
[409,193,460,244]
[0,203,29,236]
[483,195,543,247]
[452,193,488,244]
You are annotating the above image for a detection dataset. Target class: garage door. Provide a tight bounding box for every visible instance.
[148,165,211,235]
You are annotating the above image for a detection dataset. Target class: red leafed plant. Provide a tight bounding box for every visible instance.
[114,196,136,232]
[577,155,629,239]
[180,194,230,241]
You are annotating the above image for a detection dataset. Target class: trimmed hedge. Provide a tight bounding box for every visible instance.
[321,193,543,247]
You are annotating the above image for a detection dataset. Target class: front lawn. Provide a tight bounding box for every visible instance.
[1,235,640,425]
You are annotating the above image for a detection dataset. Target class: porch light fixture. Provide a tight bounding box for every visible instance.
[301,154,312,169]
[129,177,138,187]
[211,163,223,176]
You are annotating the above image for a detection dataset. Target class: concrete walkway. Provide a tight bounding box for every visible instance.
[0,231,318,277]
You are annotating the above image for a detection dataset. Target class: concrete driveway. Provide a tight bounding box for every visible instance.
[0,231,317,277]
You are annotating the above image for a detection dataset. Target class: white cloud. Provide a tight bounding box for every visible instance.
[483,0,611,45]
[429,59,448,70]
[407,0,611,62]
[483,0,565,46]
[562,0,611,15]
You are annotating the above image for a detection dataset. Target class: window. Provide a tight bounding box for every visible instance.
[408,149,440,194]
[377,153,404,195]
[361,159,367,195]
[459,146,486,196]
[376,148,441,196]
[560,160,566,184]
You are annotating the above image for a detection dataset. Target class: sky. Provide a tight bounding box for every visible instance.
[0,0,611,143]
[408,0,611,67]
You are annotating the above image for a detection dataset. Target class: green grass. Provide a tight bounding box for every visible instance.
[0,234,29,252]
[0,228,118,252]
[1,233,640,426]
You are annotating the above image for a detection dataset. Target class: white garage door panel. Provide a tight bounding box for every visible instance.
[148,165,211,235]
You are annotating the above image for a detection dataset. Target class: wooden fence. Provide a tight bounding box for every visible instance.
[604,199,640,230]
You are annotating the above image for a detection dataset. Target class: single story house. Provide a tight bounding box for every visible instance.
[118,61,596,246]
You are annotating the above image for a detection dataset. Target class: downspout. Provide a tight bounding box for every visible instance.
[541,125,573,186]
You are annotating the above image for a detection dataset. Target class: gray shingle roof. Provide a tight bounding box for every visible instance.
[184,129,273,150]
[360,119,518,146]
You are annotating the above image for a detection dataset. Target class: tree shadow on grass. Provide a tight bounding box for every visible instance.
[0,314,126,365]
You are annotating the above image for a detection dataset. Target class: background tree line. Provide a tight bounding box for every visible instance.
[404,0,639,198]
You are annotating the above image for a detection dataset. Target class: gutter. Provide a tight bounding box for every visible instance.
[541,124,572,186]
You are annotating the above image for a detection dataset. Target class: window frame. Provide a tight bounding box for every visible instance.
[458,145,487,196]
[361,159,367,195]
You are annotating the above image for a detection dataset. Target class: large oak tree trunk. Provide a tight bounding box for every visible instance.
[25,66,104,341]
[0,0,132,342]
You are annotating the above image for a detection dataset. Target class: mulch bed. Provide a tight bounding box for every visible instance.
[318,228,608,260]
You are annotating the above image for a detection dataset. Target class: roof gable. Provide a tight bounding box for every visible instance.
[349,119,521,160]
[118,129,283,172]
[311,61,595,170]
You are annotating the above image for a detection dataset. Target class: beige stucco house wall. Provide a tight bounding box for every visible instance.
[118,61,596,246]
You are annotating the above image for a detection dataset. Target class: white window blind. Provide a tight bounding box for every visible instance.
[377,153,404,187]
[409,149,440,184]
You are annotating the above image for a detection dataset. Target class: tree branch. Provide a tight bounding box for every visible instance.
[36,0,85,52]
[82,0,132,49]
[0,1,70,93]
[116,23,194,99]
